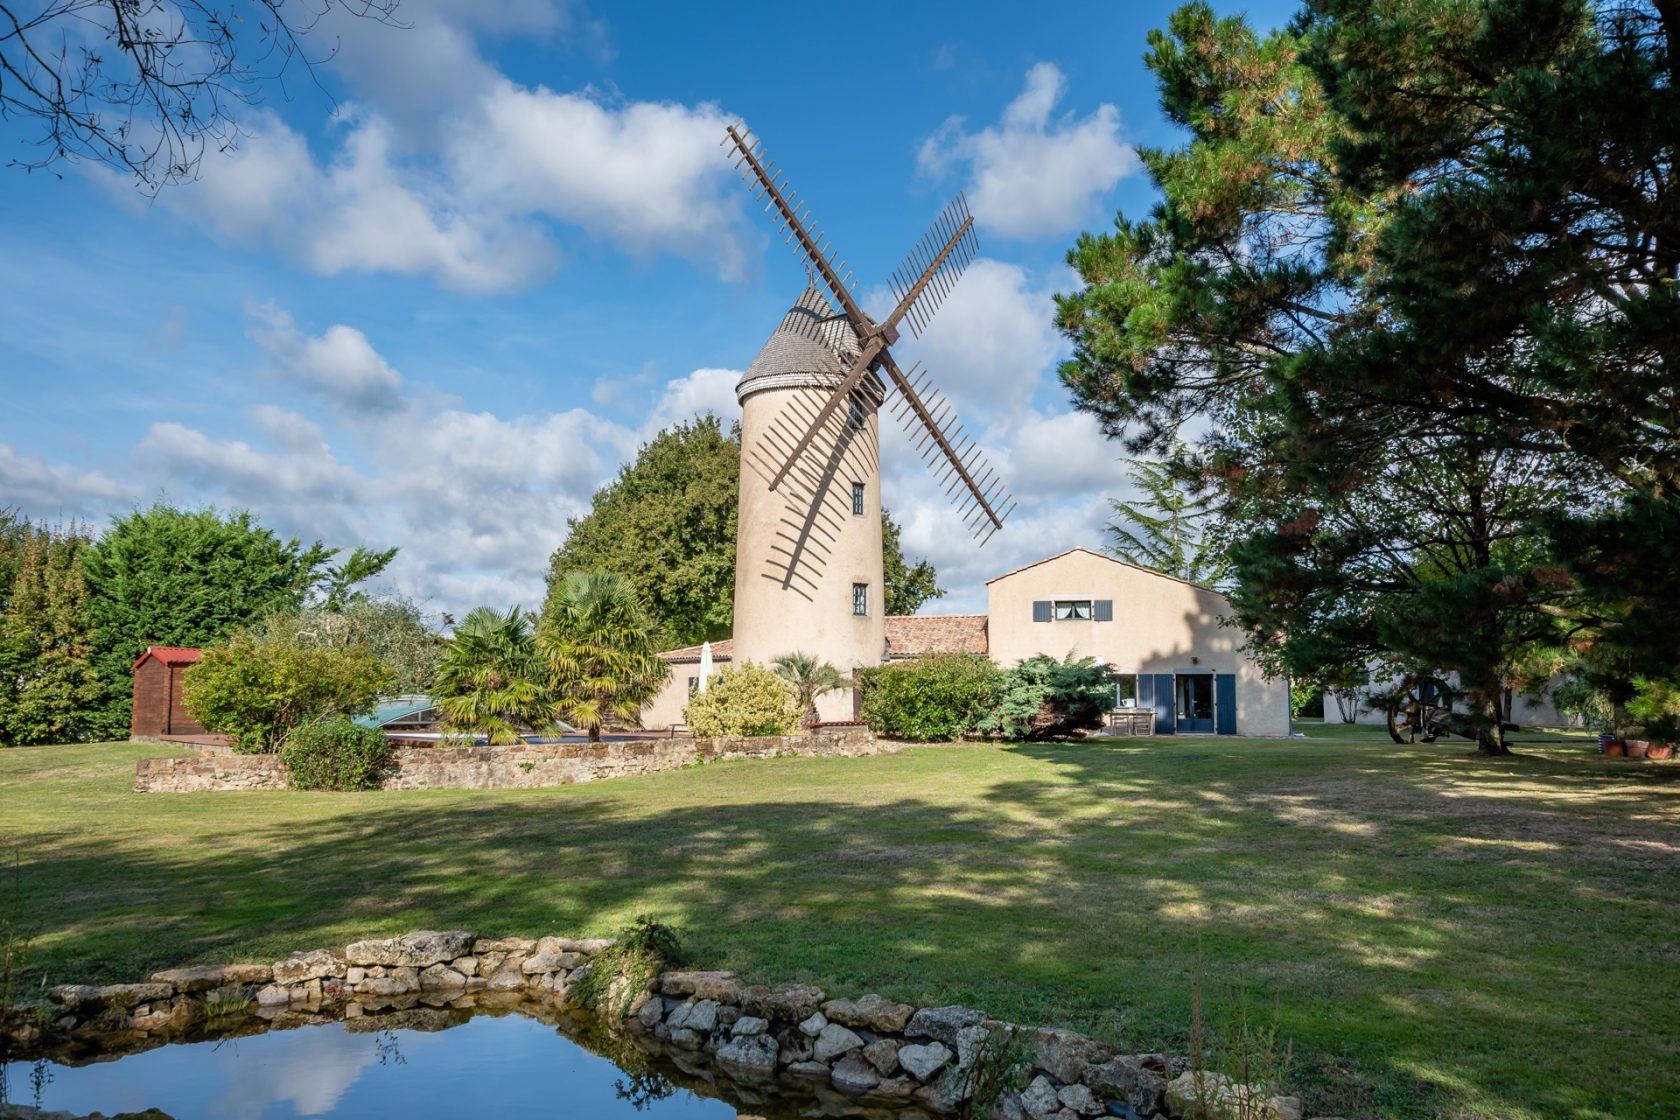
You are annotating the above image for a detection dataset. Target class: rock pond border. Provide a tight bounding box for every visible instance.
[132,730,891,793]
[1,930,1333,1120]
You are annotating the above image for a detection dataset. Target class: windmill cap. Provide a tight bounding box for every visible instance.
[737,288,879,405]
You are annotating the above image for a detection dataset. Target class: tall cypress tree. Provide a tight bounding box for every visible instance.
[0,524,100,745]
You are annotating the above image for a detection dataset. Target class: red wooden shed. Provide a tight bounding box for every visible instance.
[131,646,206,739]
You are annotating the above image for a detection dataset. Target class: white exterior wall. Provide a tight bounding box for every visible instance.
[986,549,1290,737]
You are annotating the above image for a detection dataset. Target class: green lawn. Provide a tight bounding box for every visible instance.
[1,737,1675,1119]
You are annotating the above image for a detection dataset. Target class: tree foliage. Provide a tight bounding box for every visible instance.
[1057,0,1675,752]
[259,597,440,695]
[682,661,802,738]
[181,633,390,753]
[1,0,400,188]
[80,502,390,739]
[537,570,669,742]
[432,606,549,745]
[770,650,851,728]
[1106,452,1229,587]
[856,654,1004,742]
[281,716,393,791]
[547,416,944,646]
[976,654,1117,741]
[0,520,99,745]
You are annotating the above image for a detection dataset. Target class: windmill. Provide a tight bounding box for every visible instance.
[721,121,1015,718]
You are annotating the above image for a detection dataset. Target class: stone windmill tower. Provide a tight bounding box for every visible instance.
[723,122,1015,719]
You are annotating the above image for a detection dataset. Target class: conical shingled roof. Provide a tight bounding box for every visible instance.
[736,288,868,405]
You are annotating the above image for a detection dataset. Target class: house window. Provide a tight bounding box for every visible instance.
[1115,674,1139,708]
[1054,599,1093,621]
[847,396,865,430]
[852,582,868,616]
[852,482,865,516]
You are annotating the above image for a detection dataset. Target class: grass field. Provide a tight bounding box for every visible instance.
[1,735,1675,1119]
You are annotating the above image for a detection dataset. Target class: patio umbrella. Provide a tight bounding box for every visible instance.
[699,641,713,693]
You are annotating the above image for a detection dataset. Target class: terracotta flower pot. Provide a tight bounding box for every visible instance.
[1647,743,1675,761]
[1605,739,1626,757]
[1626,739,1650,759]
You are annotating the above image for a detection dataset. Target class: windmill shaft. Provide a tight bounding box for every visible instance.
[879,352,1003,531]
[882,214,974,338]
[725,125,874,339]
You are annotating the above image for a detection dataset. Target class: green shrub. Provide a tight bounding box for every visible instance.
[574,916,686,1020]
[856,654,1003,742]
[978,654,1116,741]
[683,661,802,737]
[1626,676,1680,743]
[183,634,391,753]
[281,717,393,790]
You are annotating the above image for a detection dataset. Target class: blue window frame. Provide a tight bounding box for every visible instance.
[852,482,865,516]
[852,582,868,616]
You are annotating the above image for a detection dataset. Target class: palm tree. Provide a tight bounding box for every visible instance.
[432,606,552,744]
[771,651,851,731]
[538,570,669,743]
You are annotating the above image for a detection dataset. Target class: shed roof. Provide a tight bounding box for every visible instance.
[133,646,203,669]
[884,614,989,658]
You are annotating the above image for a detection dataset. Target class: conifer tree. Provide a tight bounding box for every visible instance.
[0,525,100,745]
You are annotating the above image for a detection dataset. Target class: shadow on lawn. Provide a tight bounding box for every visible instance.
[6,740,1679,1119]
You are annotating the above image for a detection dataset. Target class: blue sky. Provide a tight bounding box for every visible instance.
[0,0,1298,619]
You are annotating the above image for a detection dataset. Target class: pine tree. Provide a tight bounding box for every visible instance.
[1105,456,1228,586]
[0,524,100,745]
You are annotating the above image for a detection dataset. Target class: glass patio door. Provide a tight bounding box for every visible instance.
[1176,674,1215,733]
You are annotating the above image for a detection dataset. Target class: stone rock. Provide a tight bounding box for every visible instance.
[472,937,536,955]
[861,1037,901,1075]
[1021,1074,1061,1119]
[732,1015,769,1037]
[271,948,347,985]
[822,993,917,1033]
[660,969,734,997]
[49,983,174,1010]
[774,1026,813,1064]
[785,1060,832,1079]
[716,1004,741,1027]
[1030,1026,1113,1085]
[715,1032,779,1079]
[485,968,526,993]
[684,999,720,1033]
[149,965,229,992]
[254,984,292,1007]
[869,1076,917,1102]
[812,1021,865,1063]
[636,998,665,1030]
[455,956,479,977]
[988,1089,1026,1120]
[830,1054,881,1094]
[1057,1083,1103,1116]
[897,1040,953,1081]
[905,1004,985,1045]
[346,967,367,986]
[218,963,274,985]
[419,964,467,990]
[912,1081,961,1115]
[1166,1071,1304,1120]
[668,1026,702,1050]
[345,931,474,968]
[1083,1054,1169,1116]
[666,1000,694,1030]
[798,1011,828,1037]
[523,949,587,974]
[355,977,413,997]
[741,983,825,1023]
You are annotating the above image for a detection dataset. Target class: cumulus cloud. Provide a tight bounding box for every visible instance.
[0,445,135,522]
[640,367,742,437]
[918,62,1137,239]
[247,303,406,415]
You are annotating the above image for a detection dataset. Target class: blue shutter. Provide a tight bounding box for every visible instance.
[1093,599,1113,622]
[1153,673,1176,734]
[1215,674,1237,735]
[1032,600,1052,623]
[1136,673,1153,712]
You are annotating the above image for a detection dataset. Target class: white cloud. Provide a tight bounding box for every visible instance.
[0,445,135,522]
[918,62,1137,239]
[247,303,407,415]
[641,367,741,437]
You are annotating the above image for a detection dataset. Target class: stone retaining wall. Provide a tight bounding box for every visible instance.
[0,930,1320,1120]
[133,730,889,793]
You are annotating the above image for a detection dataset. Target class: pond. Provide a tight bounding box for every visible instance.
[0,998,935,1120]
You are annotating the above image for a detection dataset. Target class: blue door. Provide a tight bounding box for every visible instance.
[1176,674,1215,733]
[1151,673,1175,734]
[1215,674,1237,735]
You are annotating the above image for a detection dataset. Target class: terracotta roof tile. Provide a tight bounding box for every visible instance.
[133,645,203,669]
[883,614,989,658]
[659,638,734,664]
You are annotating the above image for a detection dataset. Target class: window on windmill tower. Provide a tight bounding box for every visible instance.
[851,482,865,516]
[852,582,868,616]
[846,396,865,431]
